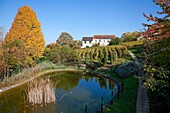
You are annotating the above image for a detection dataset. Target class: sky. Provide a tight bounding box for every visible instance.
[0,0,162,45]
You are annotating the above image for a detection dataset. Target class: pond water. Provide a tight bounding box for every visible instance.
[0,71,118,113]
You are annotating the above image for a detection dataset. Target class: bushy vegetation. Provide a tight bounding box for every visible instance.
[142,0,170,112]
[109,37,122,45]
[44,45,79,66]
[0,61,63,88]
[121,31,140,42]
[121,40,143,49]
[115,62,139,78]
[142,38,170,112]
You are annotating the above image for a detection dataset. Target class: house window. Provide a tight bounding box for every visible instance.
[95,40,97,42]
[104,40,105,42]
[89,41,91,44]
[84,41,86,44]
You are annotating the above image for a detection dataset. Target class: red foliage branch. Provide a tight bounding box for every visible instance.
[142,0,170,41]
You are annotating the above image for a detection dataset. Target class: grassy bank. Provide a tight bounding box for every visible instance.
[96,62,138,113]
[129,48,142,59]
[95,50,138,113]
[98,67,138,113]
[0,62,66,89]
[105,75,138,113]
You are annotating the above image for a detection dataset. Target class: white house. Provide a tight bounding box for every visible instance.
[81,35,115,48]
[81,37,93,48]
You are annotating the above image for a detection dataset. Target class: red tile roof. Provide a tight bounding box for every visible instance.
[94,35,115,39]
[82,37,93,41]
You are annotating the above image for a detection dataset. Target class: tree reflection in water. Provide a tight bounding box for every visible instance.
[0,71,117,113]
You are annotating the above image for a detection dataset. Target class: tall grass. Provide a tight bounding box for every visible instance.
[0,61,65,88]
[27,78,56,104]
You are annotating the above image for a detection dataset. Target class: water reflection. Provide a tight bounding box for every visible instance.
[49,72,115,91]
[0,71,117,113]
[49,72,82,91]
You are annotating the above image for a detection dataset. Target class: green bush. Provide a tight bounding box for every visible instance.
[109,37,122,45]
[115,62,139,78]
[45,46,79,66]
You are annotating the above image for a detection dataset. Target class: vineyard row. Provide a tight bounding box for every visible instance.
[75,45,128,61]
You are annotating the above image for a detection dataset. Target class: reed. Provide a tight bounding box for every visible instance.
[27,78,56,105]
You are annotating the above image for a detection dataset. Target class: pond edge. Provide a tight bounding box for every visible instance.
[0,69,122,95]
[0,68,83,94]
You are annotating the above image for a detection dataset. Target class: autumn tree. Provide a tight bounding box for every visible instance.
[0,44,5,79]
[56,32,74,47]
[121,31,140,42]
[4,6,45,67]
[2,40,30,78]
[142,0,170,112]
[73,40,82,49]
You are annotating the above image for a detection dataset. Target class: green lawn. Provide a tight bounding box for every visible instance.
[94,49,138,113]
[89,46,140,113]
[97,66,138,113]
[128,47,142,59]
[105,75,138,113]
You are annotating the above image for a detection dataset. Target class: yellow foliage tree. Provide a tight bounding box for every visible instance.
[4,6,45,64]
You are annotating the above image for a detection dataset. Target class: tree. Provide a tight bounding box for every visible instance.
[56,32,74,47]
[121,32,131,42]
[45,45,79,66]
[109,37,121,45]
[4,6,45,66]
[2,40,28,78]
[0,44,5,79]
[121,31,139,42]
[0,27,5,43]
[142,0,170,112]
[73,40,82,49]
[143,1,170,40]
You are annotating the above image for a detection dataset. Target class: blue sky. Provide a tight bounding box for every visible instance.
[0,0,161,45]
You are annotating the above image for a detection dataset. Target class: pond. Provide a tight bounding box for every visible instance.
[0,71,118,113]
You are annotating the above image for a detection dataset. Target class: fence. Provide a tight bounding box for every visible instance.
[86,82,123,113]
[64,81,124,113]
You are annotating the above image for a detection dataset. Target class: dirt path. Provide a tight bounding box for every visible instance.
[129,51,149,113]
[0,69,82,93]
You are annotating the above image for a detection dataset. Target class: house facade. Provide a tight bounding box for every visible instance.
[81,37,93,48]
[81,35,115,48]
